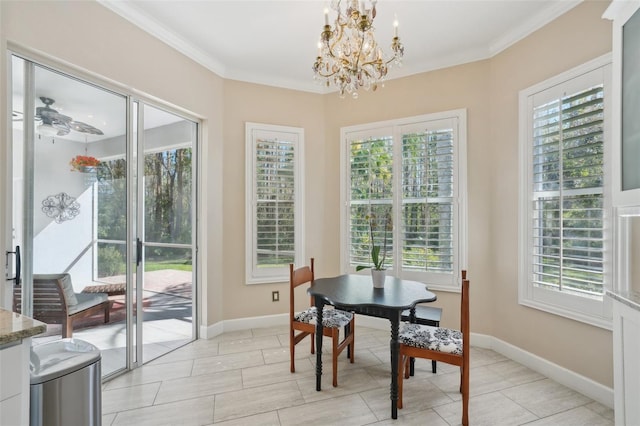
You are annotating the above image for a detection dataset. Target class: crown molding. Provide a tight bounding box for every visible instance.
[98,0,586,94]
[97,0,227,78]
[489,0,583,55]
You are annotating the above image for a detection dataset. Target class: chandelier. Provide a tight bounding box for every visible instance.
[312,0,404,98]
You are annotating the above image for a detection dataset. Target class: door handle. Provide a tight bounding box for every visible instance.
[5,245,21,285]
[136,238,142,267]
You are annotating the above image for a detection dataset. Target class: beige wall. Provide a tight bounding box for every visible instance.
[222,80,326,319]
[322,60,494,334]
[0,0,226,325]
[318,1,614,389]
[0,0,614,388]
[489,0,613,387]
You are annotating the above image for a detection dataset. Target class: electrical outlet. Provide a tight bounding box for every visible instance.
[272,290,279,302]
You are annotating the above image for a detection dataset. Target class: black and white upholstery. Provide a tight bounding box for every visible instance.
[289,258,355,387]
[295,306,354,329]
[398,270,470,426]
[399,323,462,355]
[401,305,443,373]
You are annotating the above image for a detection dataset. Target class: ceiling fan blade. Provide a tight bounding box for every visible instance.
[34,98,104,136]
[69,121,104,135]
[37,108,72,124]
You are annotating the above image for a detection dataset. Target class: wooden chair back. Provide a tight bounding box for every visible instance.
[399,269,470,425]
[289,258,314,322]
[288,258,355,387]
[461,269,470,362]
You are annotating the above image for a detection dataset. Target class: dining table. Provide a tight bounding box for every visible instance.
[308,274,437,420]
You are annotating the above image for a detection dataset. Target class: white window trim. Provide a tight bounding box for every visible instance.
[340,110,468,292]
[518,54,613,329]
[245,122,305,284]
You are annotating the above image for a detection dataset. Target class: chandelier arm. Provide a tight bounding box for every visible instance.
[316,69,340,78]
[351,29,368,74]
[360,65,378,79]
[360,58,384,68]
[325,42,340,60]
[327,21,346,59]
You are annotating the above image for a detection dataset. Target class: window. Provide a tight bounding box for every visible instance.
[341,111,467,291]
[519,55,612,328]
[246,123,304,284]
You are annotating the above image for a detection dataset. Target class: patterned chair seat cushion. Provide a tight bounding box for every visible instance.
[399,323,463,355]
[295,307,353,328]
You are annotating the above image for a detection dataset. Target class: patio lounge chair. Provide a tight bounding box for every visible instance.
[13,273,111,338]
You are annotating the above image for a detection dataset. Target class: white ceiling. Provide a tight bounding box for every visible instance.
[99,0,582,93]
[12,0,583,142]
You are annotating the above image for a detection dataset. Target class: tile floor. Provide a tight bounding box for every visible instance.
[101,325,615,425]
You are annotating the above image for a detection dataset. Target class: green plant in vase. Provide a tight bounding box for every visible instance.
[356,210,392,272]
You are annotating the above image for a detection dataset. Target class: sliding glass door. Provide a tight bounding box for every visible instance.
[11,56,130,375]
[136,103,196,363]
[10,54,198,377]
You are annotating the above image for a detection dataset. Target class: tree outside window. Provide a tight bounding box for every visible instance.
[342,111,467,290]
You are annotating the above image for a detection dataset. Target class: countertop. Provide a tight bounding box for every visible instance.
[0,308,46,346]
[606,289,640,312]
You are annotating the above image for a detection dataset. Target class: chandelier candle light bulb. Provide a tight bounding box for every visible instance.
[313,0,404,98]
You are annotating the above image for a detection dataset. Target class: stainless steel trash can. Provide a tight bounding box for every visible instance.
[29,338,101,426]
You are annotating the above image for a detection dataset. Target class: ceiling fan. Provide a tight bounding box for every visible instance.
[34,97,103,137]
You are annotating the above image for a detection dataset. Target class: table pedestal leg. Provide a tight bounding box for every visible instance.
[390,312,400,420]
[315,299,324,392]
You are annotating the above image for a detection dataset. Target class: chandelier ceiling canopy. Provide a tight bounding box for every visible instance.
[313,0,404,99]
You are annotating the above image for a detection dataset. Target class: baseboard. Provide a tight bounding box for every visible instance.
[202,313,288,338]
[200,321,223,339]
[224,313,289,332]
[353,315,389,330]
[201,314,614,408]
[471,333,614,409]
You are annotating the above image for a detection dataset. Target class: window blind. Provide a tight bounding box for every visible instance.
[346,118,459,280]
[401,129,454,273]
[349,136,394,268]
[255,138,295,267]
[532,84,605,296]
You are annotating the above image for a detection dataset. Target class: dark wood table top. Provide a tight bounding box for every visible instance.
[308,274,438,419]
[309,274,436,310]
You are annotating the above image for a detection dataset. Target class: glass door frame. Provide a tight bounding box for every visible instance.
[131,98,202,363]
[130,99,199,368]
[18,59,36,317]
[6,46,200,377]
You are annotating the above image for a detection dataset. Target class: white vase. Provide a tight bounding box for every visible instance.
[371,269,386,288]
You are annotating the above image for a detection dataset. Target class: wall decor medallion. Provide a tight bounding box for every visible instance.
[42,192,80,223]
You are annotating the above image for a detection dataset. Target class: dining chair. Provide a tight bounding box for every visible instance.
[289,258,355,387]
[397,270,470,426]
[400,304,442,374]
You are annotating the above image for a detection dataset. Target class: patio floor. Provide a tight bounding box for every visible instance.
[32,269,195,377]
